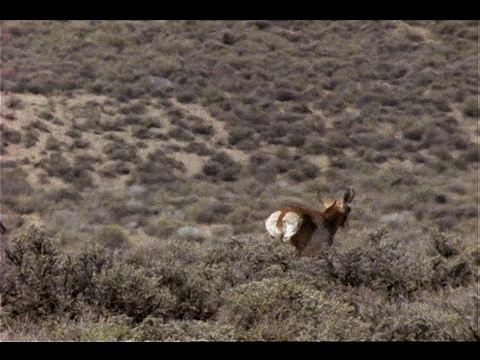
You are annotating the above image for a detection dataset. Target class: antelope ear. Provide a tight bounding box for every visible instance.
[316,190,324,205]
[325,199,337,210]
[343,188,355,204]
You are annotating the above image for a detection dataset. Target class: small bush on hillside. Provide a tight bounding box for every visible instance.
[45,135,62,151]
[183,142,213,156]
[218,277,369,341]
[103,142,140,163]
[5,95,24,109]
[228,126,255,146]
[144,217,178,238]
[462,96,478,117]
[47,152,94,190]
[201,152,242,182]
[185,200,234,225]
[32,119,51,133]
[2,128,22,144]
[134,318,235,341]
[1,168,33,198]
[65,165,95,190]
[191,123,214,136]
[70,138,90,149]
[134,153,186,186]
[23,129,39,148]
[96,225,131,250]
[65,128,82,139]
[167,126,195,142]
[1,227,72,318]
[49,186,83,204]
[176,90,196,104]
[121,101,148,115]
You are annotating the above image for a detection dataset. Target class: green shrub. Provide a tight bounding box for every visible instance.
[43,316,135,342]
[462,96,478,117]
[90,258,176,322]
[134,318,235,341]
[70,139,90,149]
[167,126,195,141]
[1,227,73,318]
[23,129,39,148]
[32,119,51,132]
[219,277,369,341]
[5,95,24,109]
[201,151,242,182]
[176,91,196,103]
[65,128,82,139]
[96,225,131,250]
[45,135,62,151]
[183,142,213,156]
[228,126,255,146]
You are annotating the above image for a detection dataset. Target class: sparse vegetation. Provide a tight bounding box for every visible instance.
[0,20,477,341]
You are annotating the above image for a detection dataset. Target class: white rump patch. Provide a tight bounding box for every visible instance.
[265,211,283,240]
[282,212,303,243]
[265,211,303,243]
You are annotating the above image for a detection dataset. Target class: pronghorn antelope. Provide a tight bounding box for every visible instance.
[265,189,355,257]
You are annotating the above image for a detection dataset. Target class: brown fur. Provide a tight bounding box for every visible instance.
[273,189,355,257]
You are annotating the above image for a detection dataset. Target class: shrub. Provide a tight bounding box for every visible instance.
[89,258,176,322]
[1,168,33,198]
[134,318,235,341]
[32,119,51,133]
[404,127,424,142]
[167,126,195,142]
[96,225,131,250]
[65,128,82,139]
[70,139,90,149]
[114,161,131,175]
[275,89,298,102]
[369,293,477,341]
[135,153,186,186]
[144,218,177,238]
[462,96,478,117]
[66,166,95,190]
[287,161,319,182]
[23,129,39,148]
[45,135,62,151]
[184,142,213,156]
[47,153,94,190]
[1,227,73,318]
[124,101,148,115]
[176,91,196,104]
[285,132,306,147]
[228,126,255,146]
[463,147,478,163]
[304,138,325,155]
[103,142,140,163]
[185,200,234,225]
[50,186,83,204]
[219,277,369,341]
[5,95,24,109]
[201,152,242,182]
[191,123,214,136]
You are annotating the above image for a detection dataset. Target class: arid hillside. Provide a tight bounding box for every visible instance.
[0,20,478,341]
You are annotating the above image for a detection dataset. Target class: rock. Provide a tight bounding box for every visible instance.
[222,32,236,45]
[127,199,144,211]
[177,226,206,242]
[128,184,147,199]
[149,76,174,89]
[379,211,416,227]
